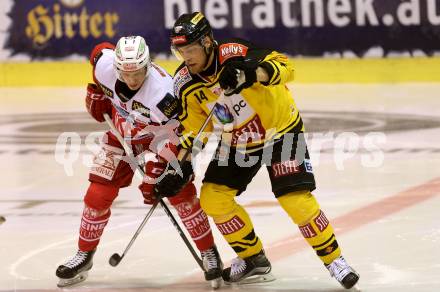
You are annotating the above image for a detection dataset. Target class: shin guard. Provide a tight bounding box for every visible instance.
[278,191,341,264]
[168,183,214,251]
[201,183,263,259]
[78,207,110,251]
[78,182,118,251]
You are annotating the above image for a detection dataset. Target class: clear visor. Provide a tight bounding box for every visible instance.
[170,45,184,61]
[170,36,210,62]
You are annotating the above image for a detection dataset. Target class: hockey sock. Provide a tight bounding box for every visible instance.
[79,182,118,251]
[78,206,110,251]
[201,183,263,259]
[277,190,341,265]
[168,183,214,251]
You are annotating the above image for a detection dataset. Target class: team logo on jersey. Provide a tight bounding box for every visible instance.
[213,103,234,124]
[157,93,180,119]
[132,101,150,118]
[219,43,248,65]
[99,83,113,98]
[174,66,192,97]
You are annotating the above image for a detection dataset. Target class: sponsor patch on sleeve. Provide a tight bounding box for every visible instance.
[132,100,150,118]
[173,66,192,98]
[99,83,114,98]
[218,43,248,64]
[157,93,181,119]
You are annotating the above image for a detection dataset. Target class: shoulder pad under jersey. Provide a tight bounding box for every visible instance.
[94,49,115,85]
[89,42,115,66]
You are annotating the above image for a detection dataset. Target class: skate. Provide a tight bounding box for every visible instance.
[56,249,96,287]
[201,245,224,289]
[222,250,275,285]
[326,256,360,289]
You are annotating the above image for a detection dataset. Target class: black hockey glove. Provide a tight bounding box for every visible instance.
[219,59,258,96]
[154,160,193,197]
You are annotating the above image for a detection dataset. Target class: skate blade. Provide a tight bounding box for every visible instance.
[210,277,223,289]
[226,273,276,285]
[57,271,88,288]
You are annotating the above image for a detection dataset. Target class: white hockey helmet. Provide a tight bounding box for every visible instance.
[114,36,151,79]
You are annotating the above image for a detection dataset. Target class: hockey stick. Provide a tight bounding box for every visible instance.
[103,113,202,270]
[103,114,162,267]
[104,91,225,268]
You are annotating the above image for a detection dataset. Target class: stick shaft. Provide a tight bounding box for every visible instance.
[103,114,204,269]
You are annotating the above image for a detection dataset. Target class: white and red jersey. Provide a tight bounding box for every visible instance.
[93,49,180,144]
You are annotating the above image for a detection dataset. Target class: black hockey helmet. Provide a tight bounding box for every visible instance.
[170,12,212,47]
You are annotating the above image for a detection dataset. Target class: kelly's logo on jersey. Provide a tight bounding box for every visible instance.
[219,43,248,64]
[132,101,150,118]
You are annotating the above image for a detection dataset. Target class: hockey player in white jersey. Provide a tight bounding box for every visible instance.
[55,36,223,288]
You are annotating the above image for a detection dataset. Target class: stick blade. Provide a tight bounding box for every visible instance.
[109,253,122,267]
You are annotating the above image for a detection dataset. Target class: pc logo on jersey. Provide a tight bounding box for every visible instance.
[213,103,233,124]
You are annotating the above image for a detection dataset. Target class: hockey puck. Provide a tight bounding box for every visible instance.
[0,216,5,224]
[109,253,121,267]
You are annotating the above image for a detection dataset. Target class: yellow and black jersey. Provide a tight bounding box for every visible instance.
[174,38,304,152]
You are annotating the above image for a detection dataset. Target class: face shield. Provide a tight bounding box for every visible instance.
[170,45,184,61]
[170,34,189,61]
[170,36,210,62]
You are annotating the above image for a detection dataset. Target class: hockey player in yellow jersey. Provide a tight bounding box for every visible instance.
[155,12,360,289]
